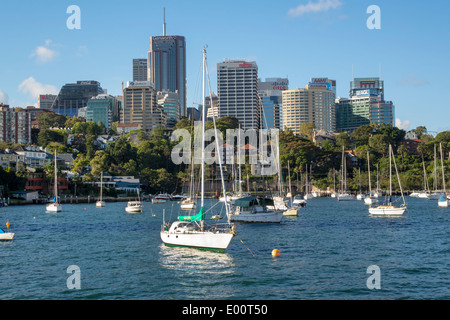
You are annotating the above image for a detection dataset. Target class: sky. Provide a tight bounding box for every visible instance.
[0,0,449,133]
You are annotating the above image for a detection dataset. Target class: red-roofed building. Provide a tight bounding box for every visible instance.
[400,139,423,155]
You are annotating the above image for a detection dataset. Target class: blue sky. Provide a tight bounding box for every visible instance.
[0,0,449,133]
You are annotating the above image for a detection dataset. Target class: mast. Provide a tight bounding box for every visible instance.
[367,151,372,194]
[440,143,446,193]
[100,172,103,202]
[389,144,392,199]
[201,47,206,212]
[54,150,58,203]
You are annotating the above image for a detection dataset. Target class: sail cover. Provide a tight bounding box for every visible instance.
[178,206,205,222]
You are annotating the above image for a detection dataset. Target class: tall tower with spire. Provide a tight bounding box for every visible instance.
[147,9,187,117]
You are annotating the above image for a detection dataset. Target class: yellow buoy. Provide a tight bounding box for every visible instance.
[6,221,10,229]
[271,249,280,257]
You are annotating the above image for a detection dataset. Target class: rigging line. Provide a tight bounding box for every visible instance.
[235,233,256,257]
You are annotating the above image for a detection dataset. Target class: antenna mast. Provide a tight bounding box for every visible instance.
[163,8,166,36]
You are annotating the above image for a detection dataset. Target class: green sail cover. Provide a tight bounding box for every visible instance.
[178,206,205,221]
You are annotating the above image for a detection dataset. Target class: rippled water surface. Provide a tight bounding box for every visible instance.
[0,197,448,300]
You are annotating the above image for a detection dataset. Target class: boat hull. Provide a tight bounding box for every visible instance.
[369,206,406,216]
[96,201,105,207]
[229,211,283,223]
[46,203,62,212]
[160,231,233,252]
[283,207,299,216]
[0,232,14,241]
[180,202,196,210]
[438,200,448,207]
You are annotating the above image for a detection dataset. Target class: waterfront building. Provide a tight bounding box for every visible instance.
[258,78,288,130]
[52,81,104,117]
[217,60,260,130]
[282,78,336,134]
[133,59,148,82]
[122,81,166,132]
[147,14,186,117]
[0,104,32,144]
[86,94,121,131]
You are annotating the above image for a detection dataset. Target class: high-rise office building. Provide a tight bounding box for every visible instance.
[147,13,186,117]
[86,94,121,131]
[38,94,57,109]
[133,59,148,81]
[282,78,336,134]
[258,78,288,130]
[122,81,166,132]
[52,81,104,117]
[217,60,260,130]
[336,77,394,132]
[157,90,180,129]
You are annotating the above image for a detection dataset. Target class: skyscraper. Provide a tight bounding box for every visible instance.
[122,81,166,132]
[52,81,104,117]
[147,11,186,117]
[133,59,148,82]
[336,77,394,132]
[258,78,288,130]
[217,60,260,130]
[86,94,121,131]
[282,78,336,134]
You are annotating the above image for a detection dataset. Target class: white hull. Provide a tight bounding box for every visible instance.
[180,202,196,210]
[283,207,299,216]
[46,203,62,212]
[369,206,406,216]
[356,194,364,200]
[96,200,105,207]
[229,210,283,223]
[337,194,354,201]
[438,200,448,207]
[0,233,14,240]
[152,199,167,204]
[364,197,378,205]
[427,193,443,200]
[160,221,233,251]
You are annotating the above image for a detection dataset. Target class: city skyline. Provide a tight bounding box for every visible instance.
[0,0,449,133]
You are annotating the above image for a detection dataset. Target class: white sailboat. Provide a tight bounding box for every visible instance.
[160,47,234,252]
[364,150,378,205]
[438,143,448,207]
[283,161,298,216]
[337,146,354,201]
[96,172,105,207]
[46,150,62,212]
[369,145,407,217]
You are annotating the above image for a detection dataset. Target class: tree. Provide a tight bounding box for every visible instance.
[336,132,351,149]
[38,113,67,129]
[299,123,315,140]
[369,134,388,156]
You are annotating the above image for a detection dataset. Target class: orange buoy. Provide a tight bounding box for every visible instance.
[271,249,280,257]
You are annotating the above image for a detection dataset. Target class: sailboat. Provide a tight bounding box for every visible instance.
[364,150,378,205]
[369,145,407,216]
[438,143,448,207]
[96,172,105,207]
[46,150,62,212]
[160,47,234,252]
[428,144,444,200]
[337,146,354,201]
[283,161,298,216]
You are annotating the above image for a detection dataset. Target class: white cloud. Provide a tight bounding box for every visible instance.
[31,40,58,63]
[0,90,8,104]
[395,118,411,131]
[397,74,429,87]
[18,77,58,100]
[288,0,342,17]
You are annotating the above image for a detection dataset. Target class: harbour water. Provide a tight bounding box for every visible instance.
[0,197,448,300]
